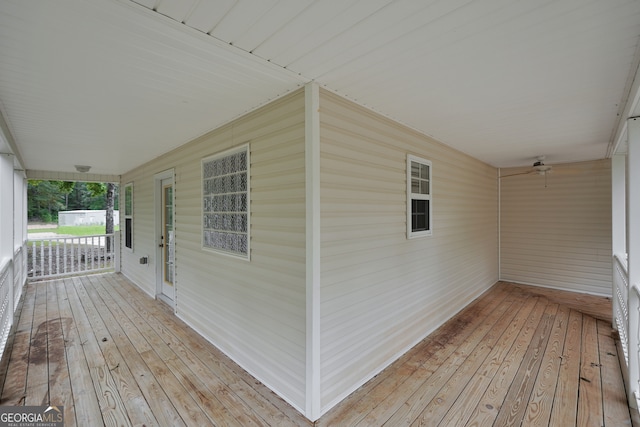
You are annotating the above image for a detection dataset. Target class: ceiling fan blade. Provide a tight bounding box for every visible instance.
[499,170,534,178]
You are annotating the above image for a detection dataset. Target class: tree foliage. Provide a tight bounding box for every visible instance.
[28,180,119,227]
[27,180,65,223]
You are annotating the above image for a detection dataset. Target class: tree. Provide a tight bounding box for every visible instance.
[27,180,65,222]
[105,183,115,236]
[86,182,116,251]
[58,181,75,209]
[67,182,107,210]
[27,181,118,239]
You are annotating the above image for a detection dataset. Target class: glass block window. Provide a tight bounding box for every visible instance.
[202,145,250,258]
[407,154,432,238]
[124,183,133,250]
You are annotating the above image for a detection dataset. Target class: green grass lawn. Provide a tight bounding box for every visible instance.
[28,225,120,236]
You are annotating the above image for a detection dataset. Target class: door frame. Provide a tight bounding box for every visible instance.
[154,168,176,310]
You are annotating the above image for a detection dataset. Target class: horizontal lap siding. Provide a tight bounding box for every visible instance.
[318,91,498,412]
[500,159,612,295]
[121,90,308,411]
[120,168,156,297]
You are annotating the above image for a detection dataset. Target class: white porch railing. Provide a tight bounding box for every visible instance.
[13,245,26,311]
[629,283,640,409]
[0,258,13,360]
[614,253,630,363]
[28,234,116,280]
[613,253,640,410]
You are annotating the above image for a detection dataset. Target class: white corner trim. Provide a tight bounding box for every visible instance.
[305,82,321,421]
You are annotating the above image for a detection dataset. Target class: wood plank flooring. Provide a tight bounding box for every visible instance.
[0,275,631,426]
[0,273,311,427]
[318,282,630,427]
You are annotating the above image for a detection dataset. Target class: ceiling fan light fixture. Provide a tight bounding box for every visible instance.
[534,164,552,173]
[533,156,551,174]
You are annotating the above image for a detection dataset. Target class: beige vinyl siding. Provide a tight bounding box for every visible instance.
[120,167,156,297]
[318,90,499,411]
[500,159,612,295]
[120,89,308,411]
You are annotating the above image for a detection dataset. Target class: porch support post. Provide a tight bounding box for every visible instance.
[612,155,626,331]
[627,116,640,408]
[0,153,15,356]
[629,117,640,286]
[0,153,12,264]
[305,82,322,421]
[612,154,626,258]
[114,231,121,273]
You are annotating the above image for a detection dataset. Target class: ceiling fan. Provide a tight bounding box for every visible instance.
[500,156,552,178]
[499,156,555,187]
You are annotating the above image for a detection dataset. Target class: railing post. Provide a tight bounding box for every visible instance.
[114,231,121,273]
[629,285,640,408]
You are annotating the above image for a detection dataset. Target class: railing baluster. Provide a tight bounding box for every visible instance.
[71,238,76,273]
[34,240,39,278]
[39,240,44,278]
[62,239,66,274]
[55,239,59,277]
[81,238,85,272]
[47,240,52,276]
[91,236,95,270]
[29,241,34,278]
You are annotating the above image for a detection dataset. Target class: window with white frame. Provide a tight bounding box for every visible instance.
[202,145,250,258]
[124,183,133,250]
[407,155,432,238]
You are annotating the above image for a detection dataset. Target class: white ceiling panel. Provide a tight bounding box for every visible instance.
[269,0,393,68]
[249,0,360,61]
[0,0,306,175]
[229,0,314,52]
[288,0,450,78]
[182,0,235,33]
[132,0,157,8]
[207,0,277,42]
[1,0,639,176]
[155,0,196,22]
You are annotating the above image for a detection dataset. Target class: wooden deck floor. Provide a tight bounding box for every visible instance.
[318,282,631,427]
[0,273,311,427]
[0,274,631,426]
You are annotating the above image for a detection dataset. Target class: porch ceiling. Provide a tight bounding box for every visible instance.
[1,0,640,175]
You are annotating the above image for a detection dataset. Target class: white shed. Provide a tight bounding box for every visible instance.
[58,210,119,227]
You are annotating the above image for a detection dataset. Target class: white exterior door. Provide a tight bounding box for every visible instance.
[156,174,175,305]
